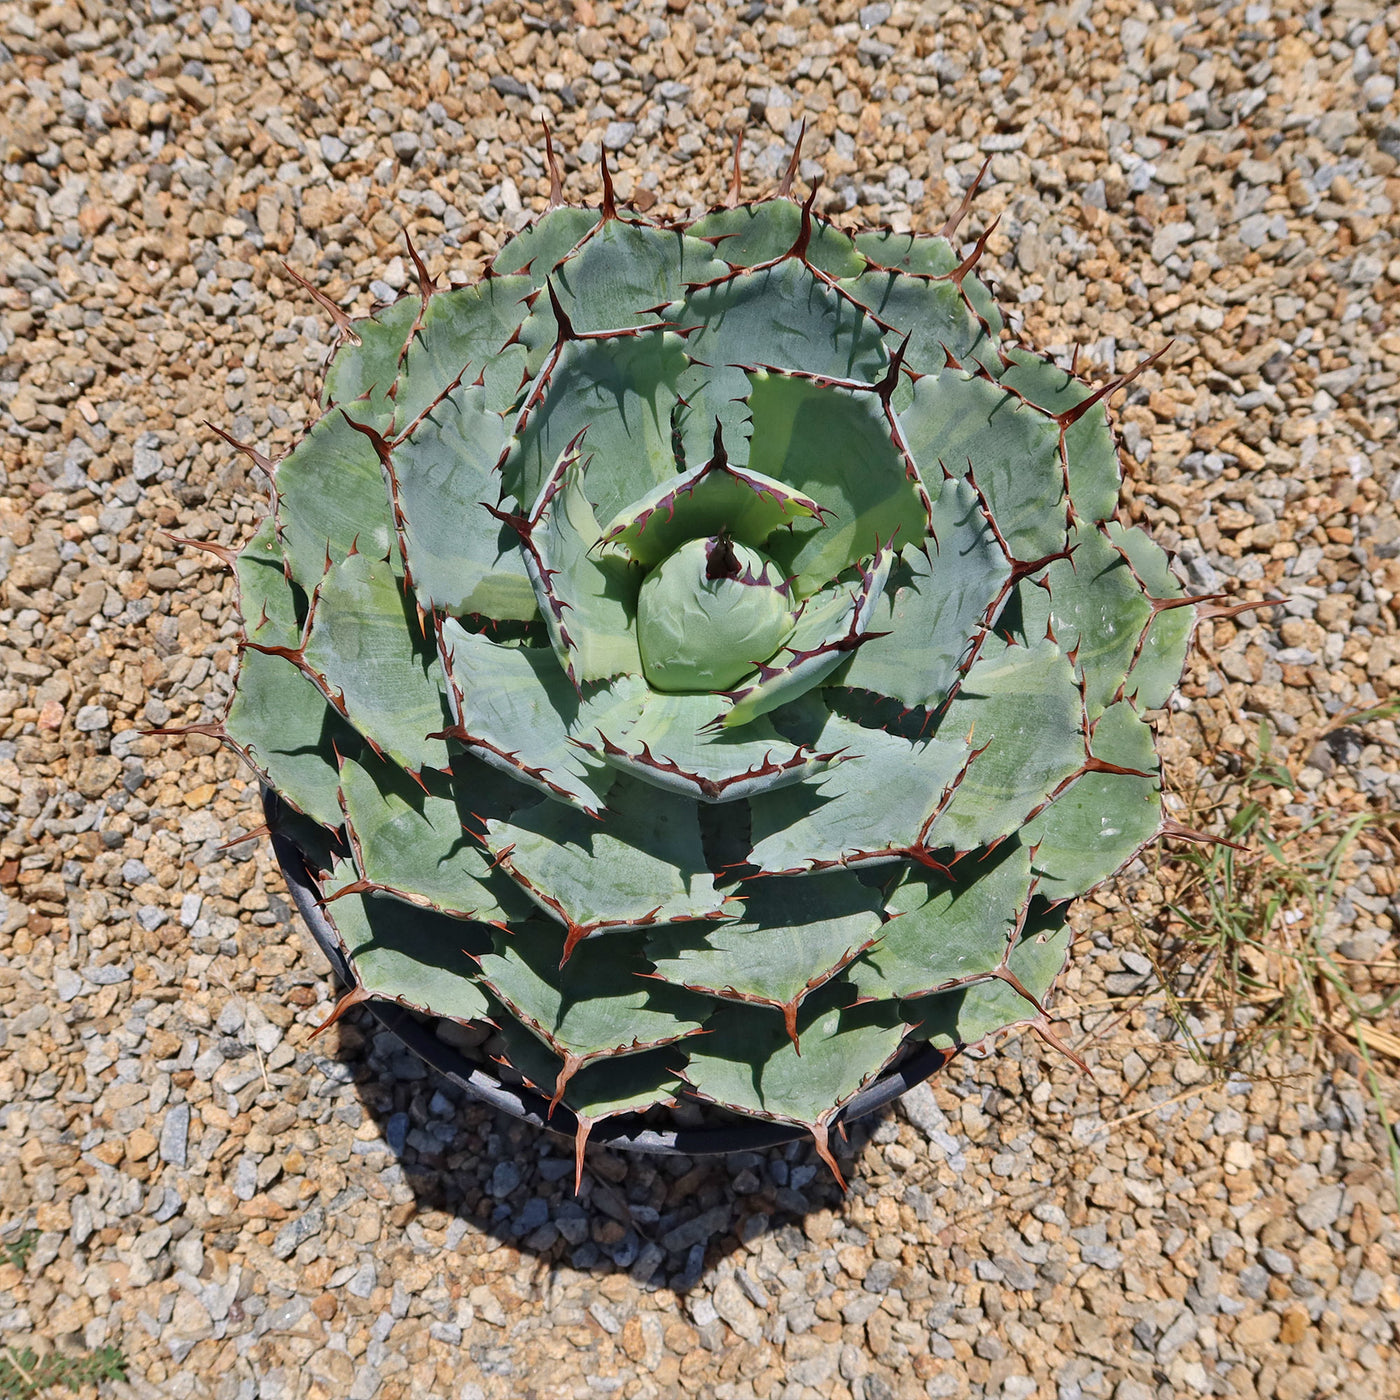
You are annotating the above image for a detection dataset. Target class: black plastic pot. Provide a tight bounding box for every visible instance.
[266,791,957,1157]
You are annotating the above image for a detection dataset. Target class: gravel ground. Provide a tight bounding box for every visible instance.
[3,1,1400,1397]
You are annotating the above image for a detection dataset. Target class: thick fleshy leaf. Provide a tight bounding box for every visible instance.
[747,712,970,873]
[1108,524,1194,709]
[905,905,1071,1047]
[1016,522,1150,720]
[491,206,602,286]
[267,802,343,877]
[500,328,688,524]
[393,275,534,423]
[719,543,894,729]
[225,516,344,835]
[745,370,928,596]
[294,552,451,775]
[482,773,733,943]
[898,369,1067,564]
[233,518,301,653]
[847,842,1035,1000]
[550,218,729,330]
[852,228,1004,347]
[390,382,537,621]
[690,200,867,278]
[636,538,795,695]
[320,859,492,1023]
[274,411,396,590]
[235,516,303,648]
[647,872,884,1036]
[337,749,533,923]
[588,689,848,802]
[477,923,709,1065]
[517,442,643,685]
[225,646,356,827]
[840,267,996,376]
[924,638,1083,852]
[684,981,907,1129]
[835,478,1011,712]
[494,1021,683,1120]
[321,294,420,429]
[437,618,640,813]
[601,449,825,566]
[1022,700,1161,899]
[669,259,889,469]
[853,229,959,276]
[997,346,1119,523]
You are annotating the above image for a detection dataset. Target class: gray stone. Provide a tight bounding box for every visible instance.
[133,444,164,481]
[1351,1269,1382,1305]
[385,1112,409,1155]
[263,1294,309,1332]
[1315,110,1360,150]
[556,1205,588,1246]
[488,1160,521,1199]
[152,1187,183,1224]
[232,1156,257,1201]
[841,1292,881,1326]
[54,968,85,1001]
[159,1104,190,1167]
[1297,1184,1344,1232]
[789,1343,838,1387]
[271,1207,324,1260]
[1238,1264,1270,1300]
[517,1197,548,1233]
[74,704,109,731]
[1363,73,1396,110]
[992,1253,1037,1292]
[712,1275,763,1342]
[629,1242,665,1285]
[203,1265,241,1323]
[687,1295,718,1327]
[900,1082,962,1161]
[172,1235,203,1276]
[348,1365,382,1400]
[1156,1309,1197,1361]
[735,1267,768,1308]
[85,962,130,985]
[1081,1244,1123,1270]
[660,1204,730,1254]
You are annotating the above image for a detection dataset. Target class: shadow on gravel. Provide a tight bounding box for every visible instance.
[307,999,894,1294]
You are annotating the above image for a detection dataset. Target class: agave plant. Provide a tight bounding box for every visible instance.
[172,135,1224,1185]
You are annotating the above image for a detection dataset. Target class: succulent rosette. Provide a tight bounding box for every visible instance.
[180,144,1200,1182]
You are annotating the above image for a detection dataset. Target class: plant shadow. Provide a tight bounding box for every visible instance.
[302,999,895,1294]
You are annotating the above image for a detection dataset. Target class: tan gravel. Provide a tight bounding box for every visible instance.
[3,1,1400,1398]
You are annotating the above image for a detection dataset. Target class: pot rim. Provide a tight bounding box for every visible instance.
[264,790,957,1157]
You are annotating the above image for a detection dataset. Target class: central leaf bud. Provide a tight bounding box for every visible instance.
[636,535,797,693]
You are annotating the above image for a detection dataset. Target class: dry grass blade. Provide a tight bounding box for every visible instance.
[1131,720,1400,1205]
